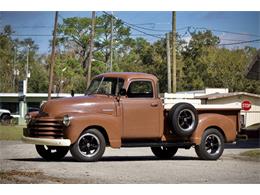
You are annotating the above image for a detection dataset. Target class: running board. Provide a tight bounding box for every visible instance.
[121,142,193,148]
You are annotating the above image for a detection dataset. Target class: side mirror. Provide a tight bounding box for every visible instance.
[119,88,127,96]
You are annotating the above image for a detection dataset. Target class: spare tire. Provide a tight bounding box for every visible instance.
[168,103,198,136]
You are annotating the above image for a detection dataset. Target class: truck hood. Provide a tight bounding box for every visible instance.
[41,95,115,117]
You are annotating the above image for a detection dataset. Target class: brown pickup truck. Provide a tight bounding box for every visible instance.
[22,72,241,162]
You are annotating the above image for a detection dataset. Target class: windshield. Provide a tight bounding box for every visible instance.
[85,77,124,96]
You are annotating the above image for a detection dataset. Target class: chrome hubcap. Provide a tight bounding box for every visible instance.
[78,133,100,157]
[205,134,221,155]
[177,109,195,131]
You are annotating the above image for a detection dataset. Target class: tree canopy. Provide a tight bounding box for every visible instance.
[0,15,259,94]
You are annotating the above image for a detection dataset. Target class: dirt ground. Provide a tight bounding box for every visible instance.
[0,140,259,184]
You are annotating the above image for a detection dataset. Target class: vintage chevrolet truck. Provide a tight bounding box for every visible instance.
[22,72,242,162]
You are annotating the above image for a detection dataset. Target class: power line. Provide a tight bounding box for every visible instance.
[60,13,187,33]
[125,24,163,39]
[114,20,184,32]
[12,34,53,37]
[62,12,163,39]
[220,38,255,42]
[58,14,65,20]
[130,23,155,26]
[2,11,259,39]
[103,12,188,37]
[7,13,260,48]
[11,33,258,46]
[219,39,260,46]
[11,34,71,40]
[122,23,168,32]
[131,33,164,36]
[192,26,260,38]
[0,25,53,29]
[1,24,187,34]
[103,11,163,39]
[5,13,259,39]
[11,33,166,38]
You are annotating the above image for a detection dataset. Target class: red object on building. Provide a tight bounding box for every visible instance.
[242,100,251,111]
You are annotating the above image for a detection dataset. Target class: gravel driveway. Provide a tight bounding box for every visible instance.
[0,141,259,183]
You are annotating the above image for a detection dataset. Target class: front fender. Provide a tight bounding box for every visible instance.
[191,113,238,145]
[64,113,121,148]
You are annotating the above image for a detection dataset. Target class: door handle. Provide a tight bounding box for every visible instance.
[151,102,158,107]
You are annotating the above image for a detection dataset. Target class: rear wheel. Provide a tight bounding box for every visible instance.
[35,145,69,161]
[195,128,224,160]
[151,146,178,159]
[70,129,106,162]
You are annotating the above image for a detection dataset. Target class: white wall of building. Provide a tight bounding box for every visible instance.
[207,95,260,128]
[163,89,260,128]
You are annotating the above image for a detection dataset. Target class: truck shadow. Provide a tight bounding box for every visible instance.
[10,155,199,162]
[101,155,198,161]
[225,140,260,149]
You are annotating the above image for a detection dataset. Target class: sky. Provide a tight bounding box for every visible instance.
[0,11,259,54]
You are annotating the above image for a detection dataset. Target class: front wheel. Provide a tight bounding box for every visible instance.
[35,145,69,161]
[70,129,106,162]
[151,146,178,159]
[195,128,224,160]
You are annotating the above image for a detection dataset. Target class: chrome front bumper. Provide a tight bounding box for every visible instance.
[21,136,71,146]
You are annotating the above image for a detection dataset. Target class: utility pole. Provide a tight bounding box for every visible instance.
[24,45,30,116]
[24,44,30,99]
[109,11,113,72]
[25,44,30,95]
[87,11,96,87]
[48,11,58,100]
[166,33,171,93]
[18,45,29,125]
[172,11,177,93]
[12,46,16,91]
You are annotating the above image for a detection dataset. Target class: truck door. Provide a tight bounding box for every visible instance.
[121,79,162,139]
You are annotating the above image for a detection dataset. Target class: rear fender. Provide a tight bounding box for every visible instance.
[190,113,237,145]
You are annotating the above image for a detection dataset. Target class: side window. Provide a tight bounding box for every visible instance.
[127,80,153,98]
[117,78,124,93]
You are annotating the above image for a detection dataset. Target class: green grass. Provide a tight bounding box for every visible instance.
[0,125,24,140]
[240,150,260,159]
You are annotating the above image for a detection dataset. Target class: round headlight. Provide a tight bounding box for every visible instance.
[63,115,71,126]
[24,113,31,124]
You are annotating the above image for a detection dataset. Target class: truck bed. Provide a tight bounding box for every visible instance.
[164,103,241,110]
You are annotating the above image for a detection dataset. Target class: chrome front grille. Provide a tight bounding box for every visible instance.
[27,118,64,139]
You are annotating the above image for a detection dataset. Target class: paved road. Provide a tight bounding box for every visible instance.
[0,141,259,183]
